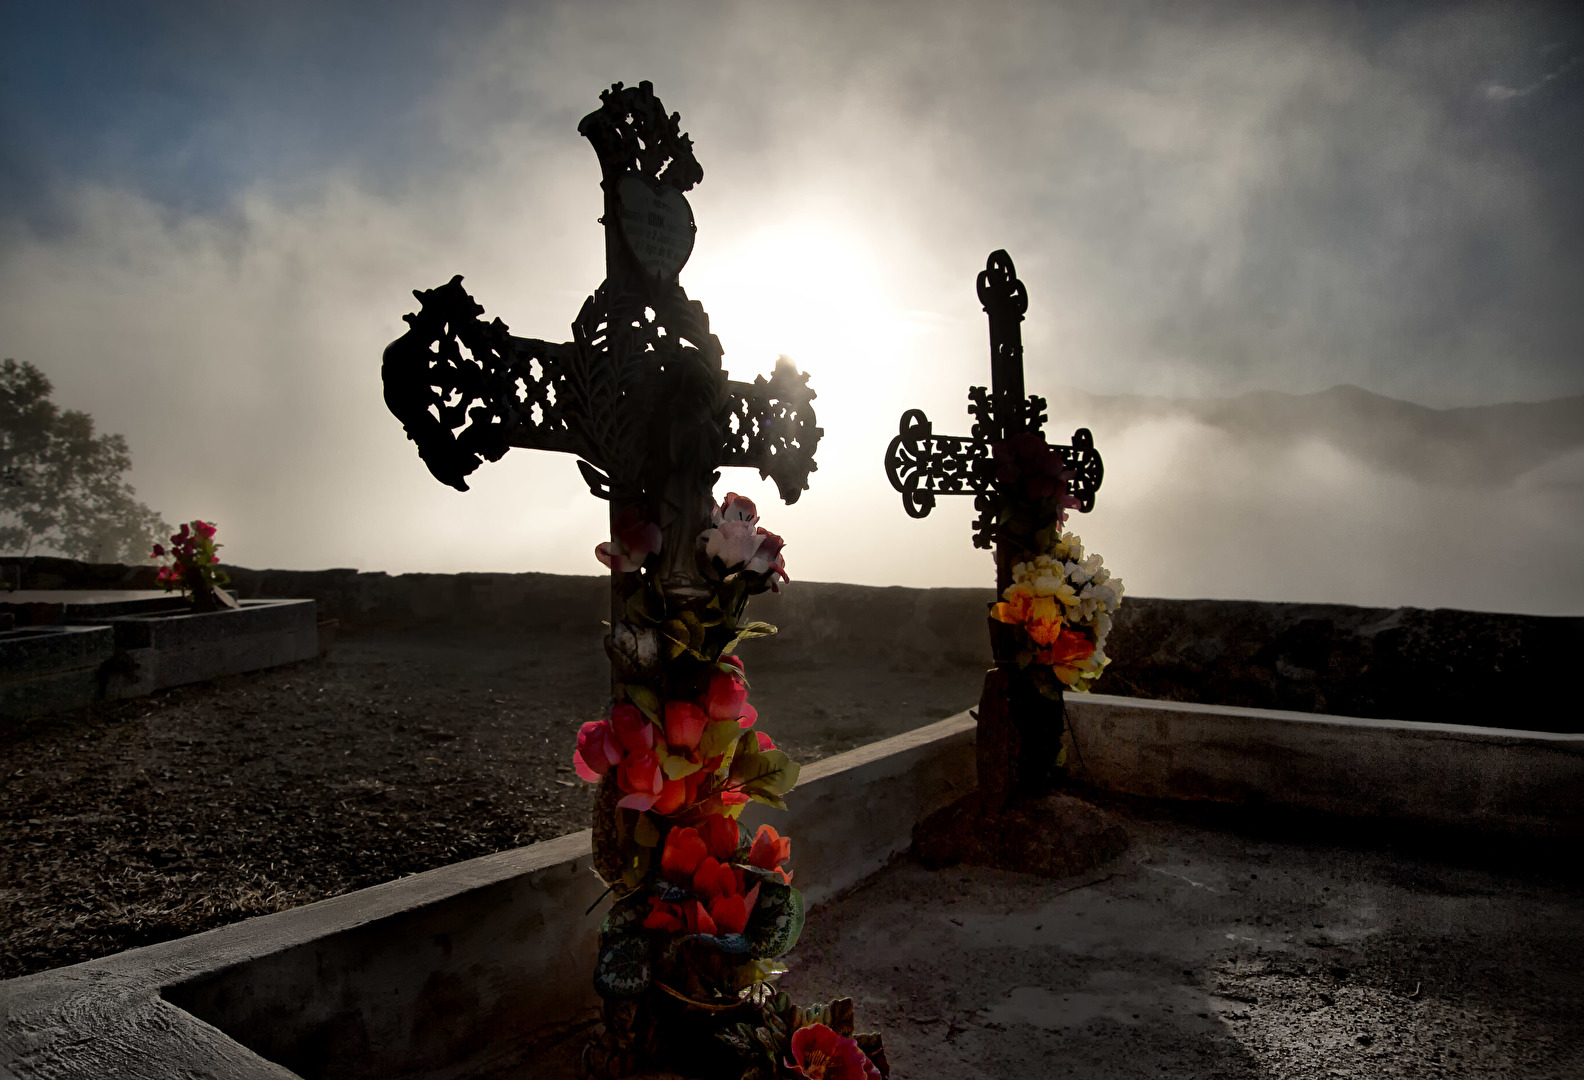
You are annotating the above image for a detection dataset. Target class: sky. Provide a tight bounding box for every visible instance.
[1,0,1581,613]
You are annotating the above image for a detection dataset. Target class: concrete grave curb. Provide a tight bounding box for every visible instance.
[3,698,1579,1079]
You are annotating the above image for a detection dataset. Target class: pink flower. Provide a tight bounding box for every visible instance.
[755,731,776,751]
[663,701,708,751]
[194,521,217,539]
[150,543,165,557]
[610,704,656,754]
[703,518,763,570]
[744,527,788,584]
[573,720,622,781]
[738,702,759,730]
[702,669,748,722]
[595,506,662,573]
[788,1024,881,1080]
[717,492,758,523]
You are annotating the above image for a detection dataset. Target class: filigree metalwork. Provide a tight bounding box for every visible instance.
[382,275,820,502]
[882,249,1104,550]
[579,80,703,192]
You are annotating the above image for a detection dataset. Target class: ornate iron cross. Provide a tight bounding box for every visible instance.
[883,249,1102,584]
[380,81,820,596]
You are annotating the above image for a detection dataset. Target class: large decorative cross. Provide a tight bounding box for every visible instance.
[884,249,1102,592]
[380,81,820,607]
[884,249,1104,811]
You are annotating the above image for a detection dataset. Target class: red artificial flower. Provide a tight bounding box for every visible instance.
[664,700,708,751]
[702,669,749,722]
[651,774,692,816]
[691,856,741,901]
[993,431,1081,519]
[194,520,217,539]
[660,826,708,880]
[697,814,740,862]
[610,704,656,754]
[748,824,791,882]
[720,654,744,673]
[686,900,717,935]
[755,731,776,752]
[738,703,759,730]
[708,891,751,935]
[151,543,165,557]
[643,896,684,933]
[616,750,665,810]
[573,720,622,781]
[788,1024,881,1080]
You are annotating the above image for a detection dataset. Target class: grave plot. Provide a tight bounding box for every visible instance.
[0,583,318,720]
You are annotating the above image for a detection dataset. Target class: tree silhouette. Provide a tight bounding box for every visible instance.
[0,359,170,563]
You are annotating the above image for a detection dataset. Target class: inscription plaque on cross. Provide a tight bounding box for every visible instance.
[884,249,1105,814]
[380,79,821,641]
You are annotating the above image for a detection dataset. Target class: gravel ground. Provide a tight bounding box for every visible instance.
[0,628,981,980]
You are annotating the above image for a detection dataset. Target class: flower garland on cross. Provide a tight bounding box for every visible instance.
[577,493,888,1080]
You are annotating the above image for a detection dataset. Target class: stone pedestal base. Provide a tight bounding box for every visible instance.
[912,791,1130,879]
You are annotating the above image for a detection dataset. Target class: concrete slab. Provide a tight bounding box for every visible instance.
[103,599,319,698]
[1066,693,1584,837]
[0,624,116,720]
[0,590,187,625]
[777,810,1584,1079]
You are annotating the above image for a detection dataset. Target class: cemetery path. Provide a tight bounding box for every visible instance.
[0,628,981,980]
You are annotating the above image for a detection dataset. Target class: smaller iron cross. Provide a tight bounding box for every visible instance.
[883,249,1103,550]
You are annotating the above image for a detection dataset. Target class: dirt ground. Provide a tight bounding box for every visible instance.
[0,628,980,980]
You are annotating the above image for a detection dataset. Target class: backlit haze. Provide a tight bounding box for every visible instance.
[2,1,1581,614]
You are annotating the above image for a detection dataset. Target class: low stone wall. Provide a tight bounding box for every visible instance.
[3,556,1579,731]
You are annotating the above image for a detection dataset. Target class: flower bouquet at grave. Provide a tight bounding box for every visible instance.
[575,493,888,1080]
[151,520,237,613]
[984,432,1124,696]
[991,530,1124,696]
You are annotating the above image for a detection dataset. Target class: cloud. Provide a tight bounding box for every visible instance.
[0,0,1579,613]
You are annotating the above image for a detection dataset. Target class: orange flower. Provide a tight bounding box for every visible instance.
[992,587,1066,647]
[660,826,707,879]
[748,824,792,882]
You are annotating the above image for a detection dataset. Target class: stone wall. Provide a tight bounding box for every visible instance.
[4,556,1578,732]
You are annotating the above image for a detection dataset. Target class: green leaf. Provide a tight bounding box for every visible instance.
[662,754,703,780]
[722,620,779,654]
[594,934,651,999]
[748,791,788,810]
[698,720,741,761]
[632,812,661,848]
[625,684,661,722]
[599,890,650,938]
[733,749,799,798]
[745,880,804,958]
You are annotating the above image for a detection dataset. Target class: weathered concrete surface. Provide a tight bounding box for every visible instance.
[0,713,978,1080]
[1065,694,1584,838]
[0,624,115,720]
[8,556,1578,731]
[0,589,185,626]
[778,810,1584,1079]
[103,599,319,698]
